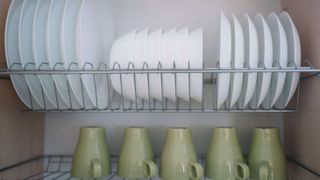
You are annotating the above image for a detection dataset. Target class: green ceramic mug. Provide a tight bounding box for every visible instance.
[117,127,157,179]
[160,128,204,180]
[206,128,250,180]
[71,127,111,179]
[248,128,287,180]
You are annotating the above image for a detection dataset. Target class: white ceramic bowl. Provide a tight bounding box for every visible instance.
[110,30,137,101]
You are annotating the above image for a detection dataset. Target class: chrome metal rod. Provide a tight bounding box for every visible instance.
[0,67,318,74]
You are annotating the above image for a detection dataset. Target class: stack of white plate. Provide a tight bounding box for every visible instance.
[217,12,301,109]
[110,28,203,103]
[5,0,115,110]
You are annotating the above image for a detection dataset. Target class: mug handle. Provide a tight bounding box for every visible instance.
[188,161,204,180]
[143,160,157,178]
[233,161,250,180]
[259,161,271,180]
[90,158,102,178]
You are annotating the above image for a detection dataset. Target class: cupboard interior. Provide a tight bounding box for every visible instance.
[0,0,319,179]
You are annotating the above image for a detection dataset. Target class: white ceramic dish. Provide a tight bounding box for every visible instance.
[161,28,177,102]
[148,28,163,101]
[241,13,259,108]
[46,0,70,109]
[217,12,232,109]
[229,14,245,108]
[175,28,190,101]
[250,13,273,109]
[134,29,150,100]
[262,13,288,109]
[33,0,58,109]
[275,12,301,108]
[189,28,203,102]
[19,0,47,109]
[110,30,137,101]
[61,0,87,109]
[5,0,42,109]
[76,0,115,108]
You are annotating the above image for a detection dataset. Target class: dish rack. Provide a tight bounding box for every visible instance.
[0,60,319,113]
[0,155,318,180]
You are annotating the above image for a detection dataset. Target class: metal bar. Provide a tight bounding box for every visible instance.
[23,109,297,113]
[287,157,320,178]
[0,156,44,172]
[0,67,318,74]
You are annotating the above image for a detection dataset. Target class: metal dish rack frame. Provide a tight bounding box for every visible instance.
[0,155,319,180]
[0,60,319,113]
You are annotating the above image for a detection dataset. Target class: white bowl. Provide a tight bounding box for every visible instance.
[175,27,190,101]
[134,29,150,100]
[161,28,177,102]
[110,30,137,101]
[148,28,163,101]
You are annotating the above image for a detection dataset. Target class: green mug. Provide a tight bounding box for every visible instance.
[117,127,157,179]
[206,128,250,180]
[71,127,111,179]
[160,128,204,180]
[248,128,287,180]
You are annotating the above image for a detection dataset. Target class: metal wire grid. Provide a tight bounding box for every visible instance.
[0,60,318,113]
[0,155,210,180]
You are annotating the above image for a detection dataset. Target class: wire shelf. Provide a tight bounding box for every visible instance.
[0,155,319,180]
[0,60,319,113]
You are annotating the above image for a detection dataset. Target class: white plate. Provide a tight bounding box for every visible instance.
[189,28,203,102]
[275,12,301,108]
[241,14,259,108]
[77,0,115,108]
[250,13,273,109]
[19,0,47,109]
[161,28,177,102]
[5,0,42,109]
[229,14,245,108]
[175,28,190,101]
[33,0,59,109]
[134,29,149,100]
[61,0,87,109]
[148,28,163,101]
[217,12,232,109]
[46,0,70,109]
[110,30,137,101]
[262,13,288,108]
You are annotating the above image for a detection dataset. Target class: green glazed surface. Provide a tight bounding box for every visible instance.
[206,128,250,180]
[71,127,111,179]
[117,127,157,179]
[248,128,287,180]
[161,128,204,180]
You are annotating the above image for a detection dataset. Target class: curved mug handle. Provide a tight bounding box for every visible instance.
[234,161,250,180]
[143,159,157,178]
[90,158,102,178]
[259,161,272,180]
[188,161,204,180]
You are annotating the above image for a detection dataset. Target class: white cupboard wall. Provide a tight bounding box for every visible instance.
[45,0,284,156]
